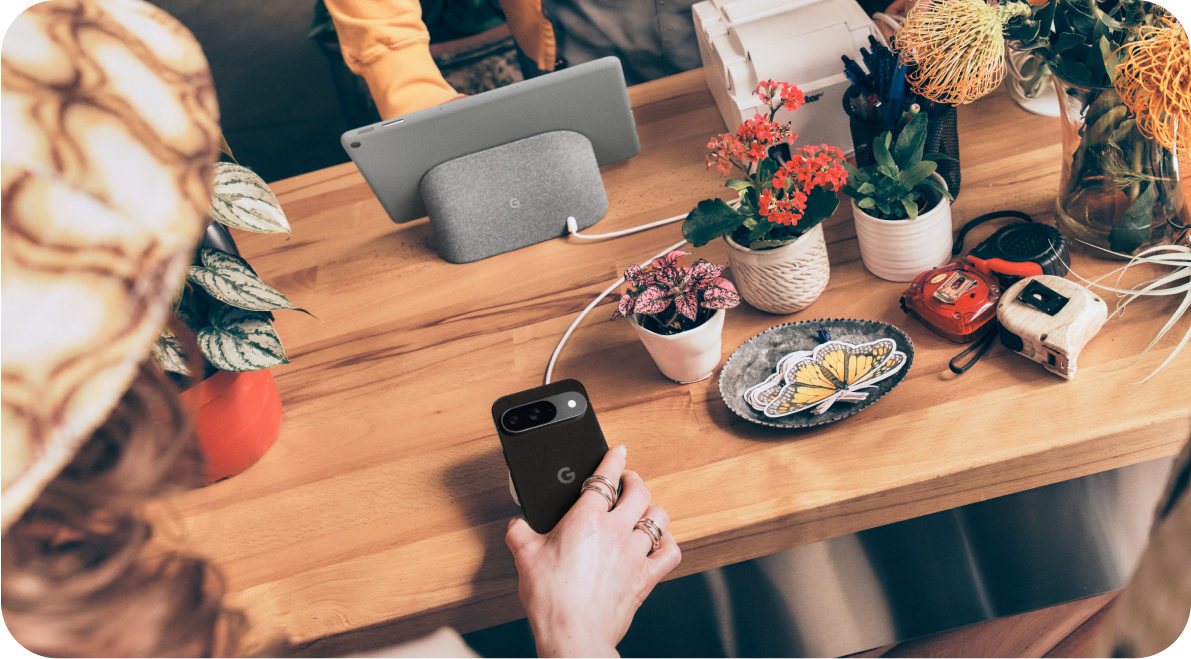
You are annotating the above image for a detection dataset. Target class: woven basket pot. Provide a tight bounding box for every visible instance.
[723,223,830,314]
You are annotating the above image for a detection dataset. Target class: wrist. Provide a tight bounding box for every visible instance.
[534,635,619,658]
[530,621,619,658]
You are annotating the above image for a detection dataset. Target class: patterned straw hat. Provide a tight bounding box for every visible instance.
[1,0,220,530]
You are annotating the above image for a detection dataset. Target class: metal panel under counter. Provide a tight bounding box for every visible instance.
[466,456,1176,657]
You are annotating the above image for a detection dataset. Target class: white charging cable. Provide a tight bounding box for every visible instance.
[544,238,688,384]
[566,210,690,240]
[546,199,743,384]
[871,12,904,48]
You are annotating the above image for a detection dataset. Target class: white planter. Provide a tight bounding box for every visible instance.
[723,222,830,314]
[629,308,725,384]
[852,173,953,282]
[1004,45,1061,118]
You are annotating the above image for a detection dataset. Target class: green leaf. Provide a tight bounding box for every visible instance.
[901,197,919,220]
[874,132,895,170]
[858,197,876,210]
[1054,32,1085,54]
[152,332,191,376]
[209,163,291,235]
[1100,36,1121,83]
[197,307,290,372]
[725,179,753,191]
[891,112,928,168]
[1110,118,1136,144]
[1085,36,1109,86]
[800,186,840,227]
[757,158,779,185]
[878,164,898,179]
[842,161,868,184]
[918,175,954,202]
[857,182,876,195]
[898,161,937,190]
[188,246,297,312]
[1109,182,1158,254]
[748,237,798,249]
[682,198,745,247]
[1054,57,1092,85]
[745,221,774,245]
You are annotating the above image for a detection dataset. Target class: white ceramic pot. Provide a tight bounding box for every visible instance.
[1004,44,1061,118]
[852,173,953,282]
[723,222,830,314]
[629,308,725,384]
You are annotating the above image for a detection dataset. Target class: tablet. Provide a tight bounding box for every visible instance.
[342,57,641,225]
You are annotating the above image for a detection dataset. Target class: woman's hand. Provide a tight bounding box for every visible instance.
[505,445,681,657]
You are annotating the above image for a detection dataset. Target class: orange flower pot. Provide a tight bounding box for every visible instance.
[182,369,282,484]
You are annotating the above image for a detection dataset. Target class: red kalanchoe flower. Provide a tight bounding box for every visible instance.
[758,189,774,217]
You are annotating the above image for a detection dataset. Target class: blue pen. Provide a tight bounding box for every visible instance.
[860,46,878,81]
[885,58,906,128]
[842,55,873,95]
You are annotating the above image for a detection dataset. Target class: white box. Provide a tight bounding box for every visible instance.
[693,0,878,154]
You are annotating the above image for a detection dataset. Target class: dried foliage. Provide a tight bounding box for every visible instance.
[1114,16,1191,153]
[895,0,1031,104]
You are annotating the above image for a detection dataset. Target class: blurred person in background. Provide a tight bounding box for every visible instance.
[1,1,678,656]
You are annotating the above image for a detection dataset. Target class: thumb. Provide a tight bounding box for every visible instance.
[505,516,540,554]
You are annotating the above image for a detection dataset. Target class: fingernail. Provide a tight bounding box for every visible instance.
[618,445,627,457]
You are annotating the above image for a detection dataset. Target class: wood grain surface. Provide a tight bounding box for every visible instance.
[150,68,1191,655]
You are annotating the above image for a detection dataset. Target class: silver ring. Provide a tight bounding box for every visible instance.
[581,484,616,511]
[583,474,620,497]
[634,518,662,552]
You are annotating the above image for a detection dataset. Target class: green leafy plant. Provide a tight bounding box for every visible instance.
[682,80,848,250]
[840,111,953,220]
[154,163,303,376]
[1001,0,1186,254]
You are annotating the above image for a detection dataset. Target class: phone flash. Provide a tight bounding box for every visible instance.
[568,400,577,408]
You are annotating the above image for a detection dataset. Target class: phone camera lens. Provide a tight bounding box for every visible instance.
[503,400,558,432]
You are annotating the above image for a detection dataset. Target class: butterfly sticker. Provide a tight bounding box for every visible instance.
[745,339,908,417]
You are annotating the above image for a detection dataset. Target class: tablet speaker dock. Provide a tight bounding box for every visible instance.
[419,131,607,264]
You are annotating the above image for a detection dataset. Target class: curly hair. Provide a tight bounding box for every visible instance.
[2,361,243,657]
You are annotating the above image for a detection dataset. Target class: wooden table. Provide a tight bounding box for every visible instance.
[158,69,1191,655]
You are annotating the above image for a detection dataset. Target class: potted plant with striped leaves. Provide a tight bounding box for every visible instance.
[153,162,303,483]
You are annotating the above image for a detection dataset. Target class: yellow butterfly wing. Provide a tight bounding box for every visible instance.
[765,361,841,417]
[819,339,895,386]
[853,351,906,387]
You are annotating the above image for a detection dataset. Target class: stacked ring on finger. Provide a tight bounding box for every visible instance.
[634,518,663,553]
[581,475,618,511]
[585,474,620,498]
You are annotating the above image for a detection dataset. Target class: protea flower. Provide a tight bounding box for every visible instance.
[1113,15,1191,153]
[894,0,1031,105]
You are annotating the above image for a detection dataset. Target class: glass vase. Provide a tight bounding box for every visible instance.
[1052,72,1189,258]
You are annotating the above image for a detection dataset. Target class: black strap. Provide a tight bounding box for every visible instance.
[949,324,999,374]
[952,210,1035,256]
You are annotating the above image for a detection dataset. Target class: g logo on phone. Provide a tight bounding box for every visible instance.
[557,467,575,484]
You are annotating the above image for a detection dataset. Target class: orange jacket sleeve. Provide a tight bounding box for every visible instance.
[323,0,460,119]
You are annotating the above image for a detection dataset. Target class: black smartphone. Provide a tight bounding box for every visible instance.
[492,379,609,534]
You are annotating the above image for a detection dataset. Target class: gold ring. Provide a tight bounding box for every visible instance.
[634,518,662,552]
[583,474,620,498]
[581,484,616,511]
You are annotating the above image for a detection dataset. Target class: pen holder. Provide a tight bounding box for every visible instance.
[843,87,962,199]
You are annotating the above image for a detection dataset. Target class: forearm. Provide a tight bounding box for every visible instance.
[323,0,459,119]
